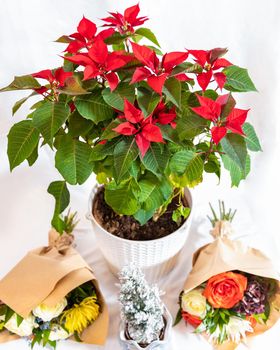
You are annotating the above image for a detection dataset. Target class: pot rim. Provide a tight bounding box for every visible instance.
[86,185,194,245]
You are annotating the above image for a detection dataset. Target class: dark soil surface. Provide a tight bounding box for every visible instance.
[92,187,189,241]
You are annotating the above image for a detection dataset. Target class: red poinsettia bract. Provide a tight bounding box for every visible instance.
[64,38,133,91]
[64,16,115,54]
[102,4,148,35]
[152,101,177,128]
[191,94,249,144]
[188,48,232,91]
[113,99,164,157]
[130,42,190,94]
[32,68,73,94]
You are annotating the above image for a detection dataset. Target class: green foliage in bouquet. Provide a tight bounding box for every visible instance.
[1,4,261,232]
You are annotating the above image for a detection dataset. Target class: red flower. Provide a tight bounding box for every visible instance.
[130,42,191,95]
[188,48,232,90]
[152,101,177,128]
[182,311,202,328]
[64,37,133,91]
[65,16,115,53]
[32,68,73,94]
[191,94,249,144]
[113,99,164,157]
[102,4,148,35]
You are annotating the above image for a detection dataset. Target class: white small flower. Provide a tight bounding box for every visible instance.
[225,316,253,343]
[49,324,71,341]
[32,297,67,322]
[208,316,253,344]
[5,313,38,337]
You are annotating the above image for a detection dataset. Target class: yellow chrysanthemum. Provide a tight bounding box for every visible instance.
[61,296,100,334]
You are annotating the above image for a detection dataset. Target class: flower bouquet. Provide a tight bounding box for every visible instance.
[0,220,109,348]
[175,202,280,349]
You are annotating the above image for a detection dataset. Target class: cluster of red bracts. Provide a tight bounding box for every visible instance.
[30,3,249,156]
[113,99,176,157]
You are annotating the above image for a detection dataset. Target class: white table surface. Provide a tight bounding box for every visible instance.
[0,0,280,348]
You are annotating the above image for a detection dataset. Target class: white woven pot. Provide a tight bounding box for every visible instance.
[119,306,172,350]
[86,186,193,281]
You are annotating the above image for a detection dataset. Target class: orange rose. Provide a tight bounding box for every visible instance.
[203,271,247,309]
[182,311,202,328]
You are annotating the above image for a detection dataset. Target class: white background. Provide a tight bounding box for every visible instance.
[0,0,280,349]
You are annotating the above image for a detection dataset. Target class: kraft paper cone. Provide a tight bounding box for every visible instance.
[0,229,109,345]
[183,221,280,350]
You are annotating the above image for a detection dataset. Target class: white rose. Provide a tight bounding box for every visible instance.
[5,313,37,337]
[49,324,71,341]
[32,297,67,322]
[181,288,207,318]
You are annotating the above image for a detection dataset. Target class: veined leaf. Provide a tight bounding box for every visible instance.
[223,65,257,92]
[12,92,37,115]
[33,101,70,144]
[170,150,203,180]
[243,122,262,151]
[220,134,248,170]
[163,77,181,108]
[102,83,135,111]
[57,74,90,95]
[55,135,92,185]
[137,87,161,117]
[141,143,168,176]
[7,120,39,170]
[75,90,114,123]
[177,108,208,140]
[222,154,251,187]
[113,138,139,183]
[105,180,140,215]
[0,75,41,92]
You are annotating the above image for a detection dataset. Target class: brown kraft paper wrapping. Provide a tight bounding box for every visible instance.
[183,221,280,350]
[0,229,109,345]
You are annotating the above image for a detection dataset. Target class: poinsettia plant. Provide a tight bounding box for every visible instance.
[1,4,261,232]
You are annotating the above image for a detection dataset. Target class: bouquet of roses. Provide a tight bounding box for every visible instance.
[176,202,280,349]
[0,219,108,349]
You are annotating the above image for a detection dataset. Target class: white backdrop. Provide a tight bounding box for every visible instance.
[0,0,280,349]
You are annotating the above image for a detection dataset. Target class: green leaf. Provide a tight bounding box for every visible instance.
[102,83,135,111]
[12,92,36,115]
[105,180,140,215]
[0,75,41,92]
[177,108,208,140]
[173,308,183,326]
[243,122,262,151]
[54,35,72,43]
[16,314,24,327]
[220,134,248,170]
[33,101,70,144]
[68,111,93,137]
[137,87,161,116]
[55,135,92,185]
[57,74,90,95]
[141,143,168,176]
[133,209,154,225]
[163,78,181,107]
[222,154,250,187]
[75,90,114,123]
[113,138,139,183]
[170,150,204,180]
[90,138,119,161]
[27,141,39,166]
[223,65,257,92]
[104,32,126,45]
[4,307,14,324]
[134,28,160,47]
[7,120,40,171]
[47,180,70,233]
[47,181,70,216]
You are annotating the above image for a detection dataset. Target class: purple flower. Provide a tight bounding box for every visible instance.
[233,276,268,315]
